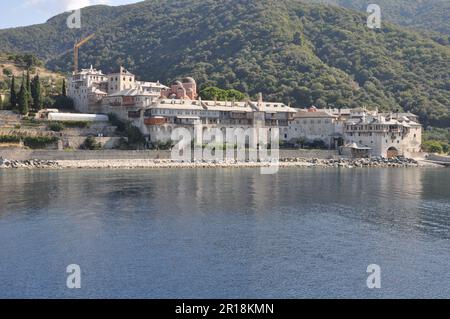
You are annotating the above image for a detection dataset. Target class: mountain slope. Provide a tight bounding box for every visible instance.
[0,0,449,126]
[0,5,124,61]
[307,0,450,37]
[0,53,62,81]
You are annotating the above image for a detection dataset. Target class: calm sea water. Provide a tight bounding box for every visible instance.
[0,168,449,298]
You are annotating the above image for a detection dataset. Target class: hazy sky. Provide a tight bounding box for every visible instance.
[0,0,143,29]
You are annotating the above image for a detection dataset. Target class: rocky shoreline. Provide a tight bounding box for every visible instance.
[0,156,441,169]
[0,158,59,169]
[280,157,424,168]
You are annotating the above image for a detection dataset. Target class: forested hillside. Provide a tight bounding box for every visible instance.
[0,5,123,60]
[307,0,450,38]
[0,0,448,126]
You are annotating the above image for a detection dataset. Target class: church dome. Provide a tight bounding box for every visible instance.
[182,77,196,84]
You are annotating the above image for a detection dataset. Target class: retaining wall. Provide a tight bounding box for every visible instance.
[428,154,450,163]
[0,148,339,161]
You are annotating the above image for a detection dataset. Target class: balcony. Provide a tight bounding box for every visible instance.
[144,117,167,125]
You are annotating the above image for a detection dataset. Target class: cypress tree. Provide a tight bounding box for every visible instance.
[62,79,67,97]
[18,76,29,115]
[32,74,42,110]
[31,75,36,101]
[26,69,33,106]
[10,75,17,109]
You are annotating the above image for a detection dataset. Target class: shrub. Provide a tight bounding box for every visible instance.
[23,136,59,149]
[126,124,145,145]
[298,138,328,149]
[48,122,65,132]
[309,139,327,149]
[288,137,308,148]
[422,140,444,153]
[152,140,174,150]
[442,143,449,154]
[115,137,132,150]
[108,112,126,132]
[0,135,21,143]
[279,140,293,149]
[2,68,12,76]
[42,96,55,108]
[80,136,102,150]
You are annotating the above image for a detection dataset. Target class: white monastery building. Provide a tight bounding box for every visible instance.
[67,66,422,158]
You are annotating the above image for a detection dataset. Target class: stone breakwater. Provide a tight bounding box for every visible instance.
[280,157,423,168]
[0,156,438,169]
[0,158,59,169]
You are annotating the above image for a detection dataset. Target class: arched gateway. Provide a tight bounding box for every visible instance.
[387,147,399,159]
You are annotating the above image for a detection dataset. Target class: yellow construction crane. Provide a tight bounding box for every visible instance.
[73,34,95,73]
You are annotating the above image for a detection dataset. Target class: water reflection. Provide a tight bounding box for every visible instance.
[0,168,449,298]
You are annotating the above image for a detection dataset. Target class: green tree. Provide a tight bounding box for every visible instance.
[17,76,29,115]
[442,142,449,154]
[200,87,226,100]
[226,89,246,101]
[53,95,74,110]
[293,31,303,45]
[80,136,102,150]
[423,140,444,153]
[48,122,65,132]
[9,75,17,109]
[26,69,32,106]
[61,79,66,97]
[200,86,245,101]
[126,123,145,146]
[31,74,42,110]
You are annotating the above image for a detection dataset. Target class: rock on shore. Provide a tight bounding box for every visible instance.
[0,157,60,169]
[280,157,422,168]
[0,156,437,169]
